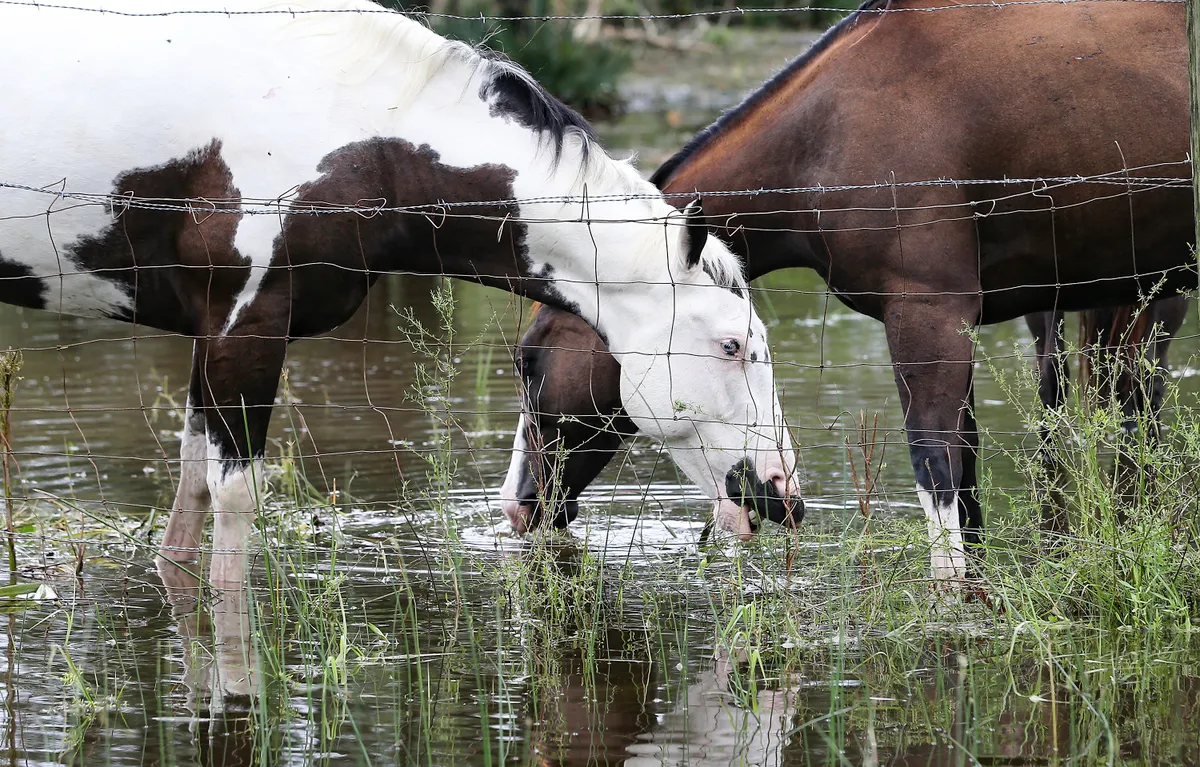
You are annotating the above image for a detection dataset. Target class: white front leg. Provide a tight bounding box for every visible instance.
[158,397,211,567]
[918,487,966,581]
[207,442,263,589]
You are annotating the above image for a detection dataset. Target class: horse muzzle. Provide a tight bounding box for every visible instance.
[502,498,578,535]
[724,458,804,528]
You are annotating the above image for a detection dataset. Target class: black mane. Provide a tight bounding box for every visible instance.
[478,50,598,162]
[650,0,891,188]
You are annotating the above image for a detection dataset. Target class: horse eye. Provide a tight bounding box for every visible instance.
[721,339,741,357]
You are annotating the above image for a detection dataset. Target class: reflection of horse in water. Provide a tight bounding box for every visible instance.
[512,632,799,767]
[157,565,265,766]
[159,565,258,706]
[511,591,1200,767]
[624,654,796,767]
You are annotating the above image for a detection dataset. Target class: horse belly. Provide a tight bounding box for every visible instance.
[975,182,1195,323]
[0,191,140,318]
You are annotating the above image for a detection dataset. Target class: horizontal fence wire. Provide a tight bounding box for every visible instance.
[2,165,1190,214]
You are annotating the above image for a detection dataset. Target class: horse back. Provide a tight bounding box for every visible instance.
[0,4,485,336]
[663,0,1191,322]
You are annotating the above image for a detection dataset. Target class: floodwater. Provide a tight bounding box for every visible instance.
[1,29,1199,767]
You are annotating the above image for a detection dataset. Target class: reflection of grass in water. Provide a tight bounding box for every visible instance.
[682,322,1200,761]
[2,349,21,577]
[729,630,1200,765]
[50,610,128,766]
[472,342,493,435]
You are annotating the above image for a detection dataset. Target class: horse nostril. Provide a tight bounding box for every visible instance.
[502,500,532,534]
[771,478,786,498]
[764,468,788,496]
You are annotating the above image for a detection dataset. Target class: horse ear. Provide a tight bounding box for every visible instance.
[683,197,706,270]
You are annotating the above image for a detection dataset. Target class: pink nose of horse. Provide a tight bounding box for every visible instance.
[502,499,532,535]
[764,467,790,498]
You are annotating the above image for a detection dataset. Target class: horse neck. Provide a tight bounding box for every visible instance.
[319,46,699,347]
[653,46,858,280]
[661,152,822,280]
[514,189,691,333]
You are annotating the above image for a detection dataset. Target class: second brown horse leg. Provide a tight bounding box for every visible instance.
[1111,296,1189,515]
[1024,311,1070,536]
[959,381,984,552]
[885,294,979,583]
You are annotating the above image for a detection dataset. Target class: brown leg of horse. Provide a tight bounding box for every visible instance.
[1112,296,1190,515]
[1147,296,1190,424]
[1024,311,1070,535]
[158,341,213,572]
[1103,307,1147,514]
[959,381,984,553]
[885,296,978,583]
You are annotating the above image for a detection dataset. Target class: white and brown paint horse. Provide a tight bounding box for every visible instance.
[0,0,800,587]
[501,0,1196,581]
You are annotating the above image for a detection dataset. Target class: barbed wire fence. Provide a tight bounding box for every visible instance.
[0,0,1197,588]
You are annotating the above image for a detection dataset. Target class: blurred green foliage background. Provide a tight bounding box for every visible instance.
[388,0,858,114]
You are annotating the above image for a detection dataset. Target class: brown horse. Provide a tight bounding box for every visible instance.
[499,0,1195,580]
[499,302,636,533]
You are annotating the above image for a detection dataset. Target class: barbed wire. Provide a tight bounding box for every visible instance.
[1,165,1189,218]
[0,0,1183,22]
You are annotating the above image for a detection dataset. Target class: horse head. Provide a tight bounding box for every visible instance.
[501,205,805,538]
[500,303,634,533]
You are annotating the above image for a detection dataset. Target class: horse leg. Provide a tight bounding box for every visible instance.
[1114,296,1189,513]
[1146,295,1188,435]
[198,323,288,589]
[959,380,984,553]
[157,342,213,572]
[885,296,978,582]
[1025,311,1070,535]
[1149,295,1190,527]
